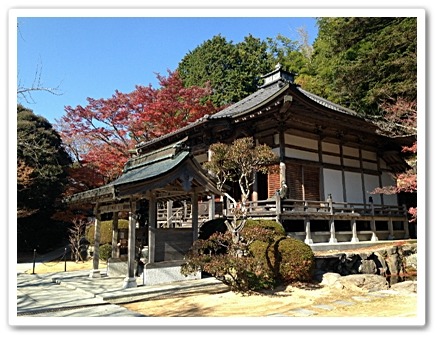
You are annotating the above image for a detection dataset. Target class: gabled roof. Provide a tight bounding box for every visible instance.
[211,64,363,120]
[64,139,221,205]
[136,66,376,153]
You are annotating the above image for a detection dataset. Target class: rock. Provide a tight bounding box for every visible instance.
[391,280,417,294]
[314,243,417,279]
[337,274,389,292]
[320,272,341,286]
[386,246,403,277]
[405,254,417,271]
[319,273,389,292]
[358,259,377,274]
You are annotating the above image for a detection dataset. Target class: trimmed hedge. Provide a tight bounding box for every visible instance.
[99,243,113,261]
[86,219,129,245]
[244,219,286,236]
[249,236,315,284]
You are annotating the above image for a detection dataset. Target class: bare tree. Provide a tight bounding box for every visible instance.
[68,218,88,262]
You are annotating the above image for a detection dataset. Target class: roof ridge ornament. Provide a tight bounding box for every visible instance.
[259,64,295,89]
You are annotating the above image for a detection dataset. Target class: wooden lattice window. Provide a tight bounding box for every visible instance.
[285,162,320,201]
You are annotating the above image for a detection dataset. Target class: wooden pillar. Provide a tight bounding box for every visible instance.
[351,219,359,242]
[279,162,286,186]
[275,191,281,223]
[304,217,313,244]
[167,200,173,228]
[339,143,347,202]
[329,218,337,243]
[370,199,379,241]
[388,218,395,240]
[279,123,286,185]
[403,204,410,238]
[208,195,215,220]
[148,191,157,263]
[111,212,119,258]
[192,190,199,242]
[328,195,337,243]
[122,201,137,288]
[89,204,101,278]
[252,172,258,202]
[351,206,359,242]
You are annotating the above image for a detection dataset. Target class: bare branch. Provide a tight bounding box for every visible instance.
[17,61,63,104]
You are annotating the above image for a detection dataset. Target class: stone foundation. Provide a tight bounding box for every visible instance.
[107,258,128,277]
[142,260,201,286]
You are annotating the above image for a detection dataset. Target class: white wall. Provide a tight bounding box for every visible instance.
[364,173,381,203]
[323,168,344,202]
[345,171,364,203]
[381,172,399,205]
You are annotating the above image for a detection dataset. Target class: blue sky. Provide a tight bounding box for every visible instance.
[16,13,319,124]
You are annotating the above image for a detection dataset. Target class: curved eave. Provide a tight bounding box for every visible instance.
[63,185,116,205]
[65,151,222,205]
[115,155,222,199]
[135,116,209,152]
[291,86,379,133]
[112,150,190,187]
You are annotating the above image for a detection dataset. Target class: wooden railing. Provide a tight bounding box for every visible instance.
[155,195,410,243]
[223,194,410,244]
[225,196,408,219]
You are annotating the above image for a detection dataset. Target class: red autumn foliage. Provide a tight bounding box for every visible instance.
[372,97,417,222]
[57,70,217,190]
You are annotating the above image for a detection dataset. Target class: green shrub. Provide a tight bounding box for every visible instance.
[86,219,129,244]
[99,243,112,261]
[277,237,315,283]
[244,219,286,236]
[249,236,315,284]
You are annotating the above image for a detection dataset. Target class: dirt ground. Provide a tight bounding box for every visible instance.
[121,281,418,318]
[21,245,419,318]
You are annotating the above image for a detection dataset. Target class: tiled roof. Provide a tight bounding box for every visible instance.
[112,149,189,187]
[64,139,207,204]
[297,87,361,117]
[211,81,287,119]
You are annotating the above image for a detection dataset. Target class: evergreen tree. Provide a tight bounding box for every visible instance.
[304,17,417,117]
[17,104,71,250]
[177,34,275,107]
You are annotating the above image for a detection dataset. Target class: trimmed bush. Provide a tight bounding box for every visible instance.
[99,243,112,261]
[244,219,286,236]
[249,236,315,284]
[86,219,129,244]
[275,237,315,283]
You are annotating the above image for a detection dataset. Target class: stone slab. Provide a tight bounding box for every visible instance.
[143,261,201,286]
[289,308,317,316]
[313,304,335,311]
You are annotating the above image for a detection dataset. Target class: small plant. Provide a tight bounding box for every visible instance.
[99,243,113,261]
[86,219,129,244]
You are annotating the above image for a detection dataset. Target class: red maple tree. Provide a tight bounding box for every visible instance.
[58,70,217,189]
[372,97,417,222]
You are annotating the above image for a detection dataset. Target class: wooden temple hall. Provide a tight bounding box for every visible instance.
[65,65,416,287]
